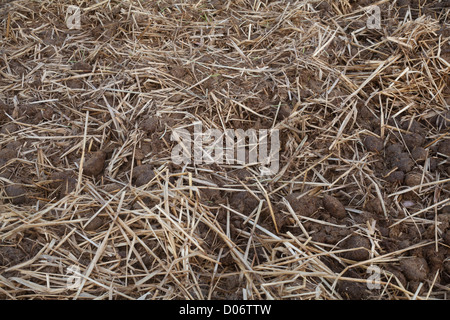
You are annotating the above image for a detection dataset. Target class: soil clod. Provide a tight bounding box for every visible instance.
[362,135,383,153]
[400,257,429,282]
[342,235,371,261]
[0,0,448,300]
[404,172,423,187]
[132,164,155,187]
[84,216,105,232]
[5,184,27,205]
[411,147,428,163]
[83,151,106,176]
[285,193,320,217]
[322,195,347,219]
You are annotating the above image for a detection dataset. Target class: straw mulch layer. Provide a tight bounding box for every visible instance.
[0,0,449,300]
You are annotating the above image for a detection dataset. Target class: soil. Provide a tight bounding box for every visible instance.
[84,216,105,232]
[400,257,430,282]
[411,147,428,163]
[404,172,423,187]
[5,184,27,205]
[140,117,160,134]
[362,135,384,153]
[342,235,371,262]
[385,170,405,184]
[49,171,77,198]
[230,191,260,216]
[82,151,107,177]
[0,0,449,301]
[365,198,383,215]
[438,140,450,157]
[71,61,92,73]
[322,195,347,219]
[336,269,371,300]
[132,164,155,187]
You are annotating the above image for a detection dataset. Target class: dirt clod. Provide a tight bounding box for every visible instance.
[61,177,77,196]
[0,102,11,123]
[0,148,16,161]
[49,172,76,197]
[0,246,26,266]
[336,279,369,300]
[230,191,260,215]
[342,235,371,261]
[84,216,104,231]
[72,61,92,73]
[362,135,383,153]
[132,164,155,187]
[83,151,106,176]
[200,187,222,204]
[5,184,27,204]
[322,195,346,219]
[403,133,425,150]
[438,140,450,157]
[385,170,405,184]
[277,104,291,120]
[0,123,18,134]
[385,266,407,287]
[388,152,414,172]
[443,230,450,246]
[285,193,320,217]
[134,148,146,161]
[386,143,403,156]
[365,198,383,215]
[411,147,427,163]
[170,66,187,79]
[400,257,429,282]
[444,260,450,274]
[404,172,422,187]
[141,117,159,133]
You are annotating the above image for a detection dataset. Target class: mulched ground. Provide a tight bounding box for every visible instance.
[0,0,449,300]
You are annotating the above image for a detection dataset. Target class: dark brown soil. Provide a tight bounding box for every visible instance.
[71,61,92,73]
[322,195,347,219]
[385,170,405,184]
[230,191,260,216]
[386,150,414,173]
[404,172,423,187]
[82,151,106,176]
[0,148,16,161]
[362,135,384,153]
[342,235,371,262]
[140,117,160,134]
[285,193,320,217]
[0,0,448,301]
[364,198,383,215]
[132,164,155,187]
[336,270,370,300]
[438,140,450,157]
[50,172,77,198]
[84,215,105,232]
[5,184,27,205]
[400,257,429,282]
[0,246,26,267]
[410,147,428,163]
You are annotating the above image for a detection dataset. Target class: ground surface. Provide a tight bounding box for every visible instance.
[0,0,449,300]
